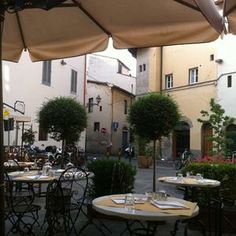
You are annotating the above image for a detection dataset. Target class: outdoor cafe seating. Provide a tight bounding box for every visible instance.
[4,171,41,235]
[4,164,90,235]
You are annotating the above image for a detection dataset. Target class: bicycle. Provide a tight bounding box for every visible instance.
[174,149,194,170]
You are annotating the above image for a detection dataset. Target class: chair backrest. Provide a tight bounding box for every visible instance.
[4,171,35,211]
[46,179,66,214]
[59,166,89,210]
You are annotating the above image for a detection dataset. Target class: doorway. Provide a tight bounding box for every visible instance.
[122,127,128,152]
[202,123,213,157]
[173,121,190,159]
[226,124,236,154]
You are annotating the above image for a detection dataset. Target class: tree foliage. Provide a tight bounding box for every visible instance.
[128,93,181,141]
[22,128,36,145]
[38,97,87,144]
[128,93,180,192]
[198,98,234,156]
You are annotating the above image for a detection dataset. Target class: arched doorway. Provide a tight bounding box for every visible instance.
[226,124,236,154]
[173,121,190,159]
[122,127,129,152]
[202,123,213,157]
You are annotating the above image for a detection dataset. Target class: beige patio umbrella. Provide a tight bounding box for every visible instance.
[0,0,224,234]
[224,0,236,33]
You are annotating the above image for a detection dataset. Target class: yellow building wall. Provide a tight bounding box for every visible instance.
[162,42,217,88]
[137,42,219,157]
[168,84,216,152]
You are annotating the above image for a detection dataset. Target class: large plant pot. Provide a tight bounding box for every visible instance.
[138,156,152,168]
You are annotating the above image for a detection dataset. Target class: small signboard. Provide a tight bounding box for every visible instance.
[101,128,107,134]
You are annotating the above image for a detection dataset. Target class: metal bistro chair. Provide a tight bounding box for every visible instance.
[4,171,41,235]
[44,166,89,235]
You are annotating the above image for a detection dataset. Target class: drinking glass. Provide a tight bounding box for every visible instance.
[125,193,135,212]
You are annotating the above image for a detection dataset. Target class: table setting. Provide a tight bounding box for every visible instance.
[93,193,199,220]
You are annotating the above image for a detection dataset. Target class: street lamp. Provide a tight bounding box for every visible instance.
[91,95,101,106]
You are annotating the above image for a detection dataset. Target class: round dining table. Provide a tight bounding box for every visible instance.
[8,169,93,183]
[158,176,221,188]
[93,193,199,235]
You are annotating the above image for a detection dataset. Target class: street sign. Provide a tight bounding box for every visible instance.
[101,128,107,134]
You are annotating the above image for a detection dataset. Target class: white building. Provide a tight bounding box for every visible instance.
[3,52,136,153]
[87,54,136,94]
[3,52,86,149]
[216,35,236,118]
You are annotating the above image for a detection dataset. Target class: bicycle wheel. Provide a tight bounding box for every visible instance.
[174,159,182,170]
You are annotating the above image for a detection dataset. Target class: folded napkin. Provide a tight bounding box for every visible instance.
[111,197,146,204]
[151,200,189,209]
[26,175,49,179]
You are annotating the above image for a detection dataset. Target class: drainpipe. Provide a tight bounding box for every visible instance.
[160,46,163,95]
[83,55,87,106]
[159,47,163,160]
[110,88,114,155]
[84,55,87,160]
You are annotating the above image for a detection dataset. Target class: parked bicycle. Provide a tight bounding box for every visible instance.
[174,149,195,170]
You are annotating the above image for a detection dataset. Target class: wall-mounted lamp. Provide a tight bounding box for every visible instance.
[60,59,67,65]
[215,59,223,64]
[94,95,101,106]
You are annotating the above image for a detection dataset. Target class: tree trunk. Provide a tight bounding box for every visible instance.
[153,139,156,192]
[61,139,66,169]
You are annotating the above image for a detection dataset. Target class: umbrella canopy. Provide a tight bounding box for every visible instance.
[2,0,224,62]
[224,0,236,33]
[0,0,224,234]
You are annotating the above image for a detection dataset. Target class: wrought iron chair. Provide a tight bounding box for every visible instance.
[44,166,89,235]
[4,171,41,235]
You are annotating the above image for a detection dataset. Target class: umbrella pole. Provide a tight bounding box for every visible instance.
[0,7,5,236]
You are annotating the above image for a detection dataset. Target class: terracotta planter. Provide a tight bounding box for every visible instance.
[138,156,152,168]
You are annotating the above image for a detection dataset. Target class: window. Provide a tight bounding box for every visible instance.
[94,122,100,132]
[124,100,128,114]
[143,64,146,71]
[227,75,232,88]
[99,106,102,111]
[42,61,51,86]
[88,98,93,113]
[189,67,198,84]
[165,74,173,89]
[139,65,142,72]
[71,69,77,93]
[210,54,214,61]
[38,126,48,141]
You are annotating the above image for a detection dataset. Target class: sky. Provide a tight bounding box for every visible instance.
[96,39,137,77]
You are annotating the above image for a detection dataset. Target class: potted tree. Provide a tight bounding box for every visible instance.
[38,97,87,167]
[128,93,180,192]
[137,136,152,168]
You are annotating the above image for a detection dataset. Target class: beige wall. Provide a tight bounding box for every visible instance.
[162,42,217,88]
[136,42,219,158]
[161,42,218,156]
[86,82,133,155]
[167,84,216,154]
[112,89,133,154]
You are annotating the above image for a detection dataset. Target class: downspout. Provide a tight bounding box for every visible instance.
[110,87,114,155]
[83,55,87,106]
[160,46,163,94]
[84,55,87,160]
[159,47,163,160]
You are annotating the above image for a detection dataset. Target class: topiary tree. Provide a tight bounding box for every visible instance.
[38,97,87,162]
[128,93,180,192]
